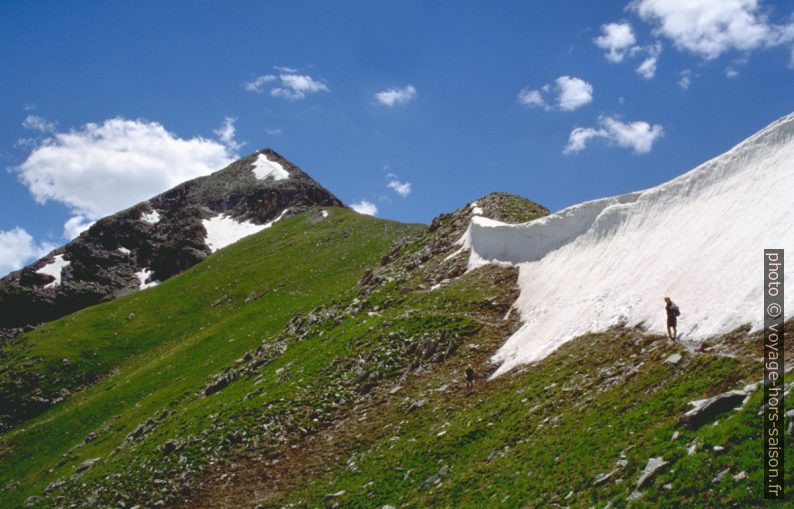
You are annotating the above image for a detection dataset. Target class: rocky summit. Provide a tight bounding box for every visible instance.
[0,149,343,335]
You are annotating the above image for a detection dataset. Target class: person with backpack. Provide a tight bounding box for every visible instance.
[664,296,680,340]
[465,365,480,395]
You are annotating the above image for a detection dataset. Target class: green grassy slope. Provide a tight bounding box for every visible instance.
[174,245,792,509]
[0,208,421,508]
[2,198,791,508]
[261,326,788,508]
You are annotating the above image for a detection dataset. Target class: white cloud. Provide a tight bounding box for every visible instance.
[271,73,329,100]
[678,69,693,90]
[213,116,244,152]
[594,22,638,62]
[14,118,237,230]
[725,67,740,78]
[564,115,664,154]
[63,215,95,240]
[245,70,329,100]
[244,75,276,92]
[266,128,282,136]
[22,114,56,133]
[350,200,378,216]
[564,127,605,154]
[517,88,549,110]
[630,0,794,60]
[555,76,594,111]
[519,76,593,112]
[636,43,663,79]
[0,227,56,277]
[374,85,417,107]
[387,179,412,197]
[594,22,666,79]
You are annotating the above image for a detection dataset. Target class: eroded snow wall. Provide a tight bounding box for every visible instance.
[460,113,794,377]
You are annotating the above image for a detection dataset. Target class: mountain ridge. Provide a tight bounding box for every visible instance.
[0,149,344,334]
[1,115,792,508]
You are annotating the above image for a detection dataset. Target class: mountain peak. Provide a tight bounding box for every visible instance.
[0,151,344,334]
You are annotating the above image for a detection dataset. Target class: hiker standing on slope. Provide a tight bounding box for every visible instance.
[664,297,680,340]
[465,365,480,394]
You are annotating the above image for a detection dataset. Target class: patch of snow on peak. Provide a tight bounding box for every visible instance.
[470,201,484,215]
[135,268,159,290]
[321,210,329,218]
[118,247,131,255]
[202,209,289,253]
[37,254,70,288]
[140,209,161,225]
[459,113,794,377]
[252,153,289,181]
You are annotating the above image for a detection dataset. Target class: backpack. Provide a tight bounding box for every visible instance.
[671,305,680,317]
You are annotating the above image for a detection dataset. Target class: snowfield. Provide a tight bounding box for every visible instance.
[37,254,70,289]
[459,113,794,377]
[252,153,290,181]
[202,209,289,252]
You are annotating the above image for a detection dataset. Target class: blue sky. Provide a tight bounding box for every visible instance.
[2,0,794,275]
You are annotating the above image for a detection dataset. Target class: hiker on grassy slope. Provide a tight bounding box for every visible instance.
[664,297,680,340]
[465,365,480,394]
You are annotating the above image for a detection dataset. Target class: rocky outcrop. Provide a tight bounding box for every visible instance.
[678,389,748,428]
[358,192,549,296]
[0,149,344,333]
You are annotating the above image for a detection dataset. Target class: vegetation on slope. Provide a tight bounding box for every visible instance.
[2,193,790,508]
[0,208,420,508]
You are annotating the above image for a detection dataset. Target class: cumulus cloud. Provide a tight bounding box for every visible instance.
[22,114,56,133]
[594,21,667,79]
[213,116,244,152]
[564,115,664,154]
[0,227,56,277]
[519,76,593,112]
[636,42,663,78]
[517,89,548,109]
[350,200,378,216]
[245,69,329,100]
[14,117,237,238]
[555,76,594,111]
[594,22,638,62]
[63,216,95,240]
[387,179,412,197]
[374,85,417,107]
[630,0,794,60]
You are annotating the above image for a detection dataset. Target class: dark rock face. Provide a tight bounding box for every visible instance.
[0,149,344,333]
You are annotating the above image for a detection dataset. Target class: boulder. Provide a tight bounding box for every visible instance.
[636,457,668,489]
[679,390,746,428]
